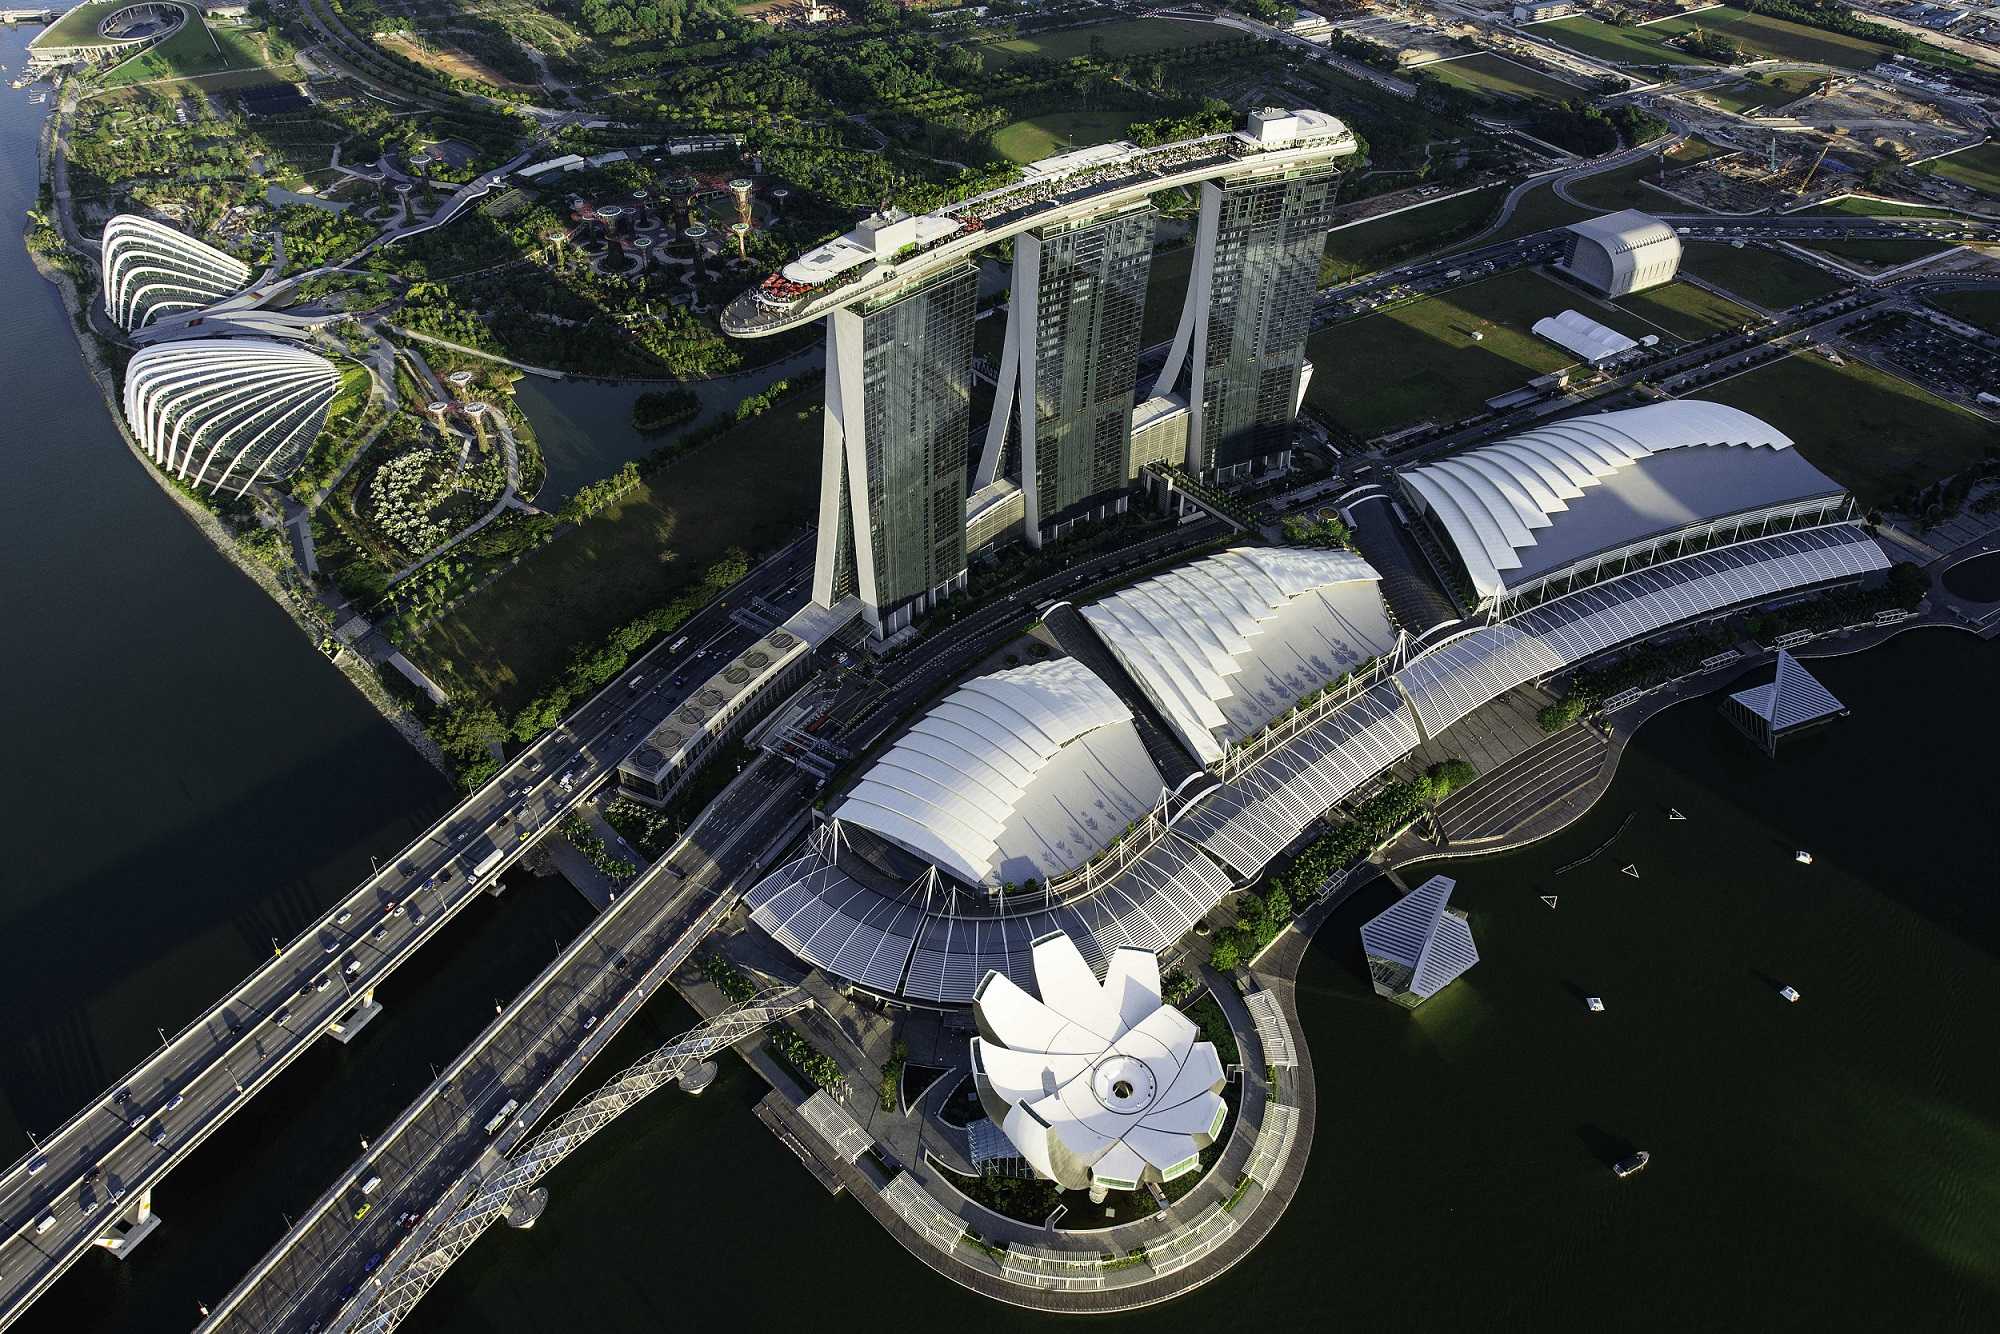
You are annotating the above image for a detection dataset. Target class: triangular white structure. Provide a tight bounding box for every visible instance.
[1359,874,1479,1007]
[1725,651,1847,756]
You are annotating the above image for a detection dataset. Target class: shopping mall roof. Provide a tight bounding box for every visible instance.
[1397,401,1847,603]
[832,658,1168,887]
[1079,546,1398,766]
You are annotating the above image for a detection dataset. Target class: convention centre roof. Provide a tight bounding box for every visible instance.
[971,934,1226,1193]
[1080,547,1398,766]
[832,658,1168,888]
[1397,401,1846,602]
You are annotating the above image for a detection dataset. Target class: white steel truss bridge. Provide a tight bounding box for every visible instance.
[343,988,811,1333]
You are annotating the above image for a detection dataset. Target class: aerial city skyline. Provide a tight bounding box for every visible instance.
[3,0,1998,1329]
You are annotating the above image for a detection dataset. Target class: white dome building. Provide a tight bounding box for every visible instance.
[101,214,253,332]
[971,933,1227,1199]
[123,338,340,495]
[1556,209,1681,297]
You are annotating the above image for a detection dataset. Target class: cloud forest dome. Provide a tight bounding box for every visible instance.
[1080,547,1398,767]
[123,339,340,495]
[1397,401,1848,605]
[100,214,253,332]
[971,934,1226,1195]
[832,658,1169,888]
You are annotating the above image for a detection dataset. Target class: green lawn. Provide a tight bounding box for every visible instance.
[102,17,281,87]
[1924,289,2000,338]
[1677,241,1847,310]
[29,0,137,49]
[1819,195,1965,219]
[1613,281,1759,342]
[1322,187,1504,284]
[1696,352,1998,507]
[1305,267,1611,439]
[1647,8,1893,69]
[1564,156,1678,213]
[411,401,825,710]
[1792,237,1957,270]
[1699,70,1825,114]
[1455,180,1592,251]
[990,111,1135,164]
[1535,15,1705,66]
[980,18,1234,64]
[1419,52,1583,105]
[1925,143,2000,200]
[1666,136,1726,165]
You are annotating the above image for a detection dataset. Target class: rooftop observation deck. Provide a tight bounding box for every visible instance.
[722,109,1357,339]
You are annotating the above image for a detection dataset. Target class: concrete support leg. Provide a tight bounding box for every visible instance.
[677,1059,719,1095]
[329,988,383,1045]
[93,1187,162,1258]
[502,1187,549,1230]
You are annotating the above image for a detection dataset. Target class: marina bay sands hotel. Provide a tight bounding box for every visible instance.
[723,108,1358,644]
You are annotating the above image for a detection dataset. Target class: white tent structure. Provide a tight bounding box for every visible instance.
[1079,546,1397,765]
[1532,308,1640,365]
[1359,874,1479,1007]
[971,933,1227,1198]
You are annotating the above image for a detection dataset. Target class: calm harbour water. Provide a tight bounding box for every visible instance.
[5,27,1999,1332]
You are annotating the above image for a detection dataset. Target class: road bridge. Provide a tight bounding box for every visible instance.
[0,536,814,1331]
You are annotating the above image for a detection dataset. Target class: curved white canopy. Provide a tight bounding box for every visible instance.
[123,338,339,495]
[1399,401,1798,602]
[972,934,1226,1193]
[101,214,252,332]
[1081,546,1391,766]
[834,658,1136,886]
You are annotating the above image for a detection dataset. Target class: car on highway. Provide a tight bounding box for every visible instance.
[148,1124,166,1148]
[336,910,352,926]
[27,1155,46,1176]
[165,1091,184,1112]
[364,1251,384,1274]
[274,1006,291,1026]
[321,937,338,954]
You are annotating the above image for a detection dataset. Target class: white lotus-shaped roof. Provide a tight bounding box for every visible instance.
[1399,401,1795,601]
[833,658,1138,886]
[971,934,1226,1193]
[101,214,253,332]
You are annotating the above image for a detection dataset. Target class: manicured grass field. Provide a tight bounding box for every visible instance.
[102,18,279,87]
[412,401,824,710]
[1322,186,1503,283]
[1648,8,1892,69]
[1924,289,2000,338]
[1536,15,1705,66]
[1792,236,1956,270]
[990,111,1134,164]
[1458,180,1592,251]
[1613,281,1758,342]
[1666,136,1726,165]
[1564,156,1678,213]
[1696,352,1998,507]
[1925,142,2000,200]
[1819,195,1964,218]
[1678,241,1847,310]
[1699,70,1824,113]
[1305,267,1609,439]
[30,0,133,49]
[980,18,1234,64]
[1420,52,1583,105]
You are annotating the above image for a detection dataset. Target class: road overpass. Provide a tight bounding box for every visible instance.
[0,535,814,1331]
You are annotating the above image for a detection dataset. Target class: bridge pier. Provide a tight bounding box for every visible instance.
[501,1187,548,1230]
[328,988,383,1045]
[93,1188,162,1259]
[676,1060,718,1095]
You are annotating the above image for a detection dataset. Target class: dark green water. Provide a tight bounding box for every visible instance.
[404,628,2000,1333]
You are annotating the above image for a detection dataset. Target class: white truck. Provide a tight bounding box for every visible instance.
[470,848,505,886]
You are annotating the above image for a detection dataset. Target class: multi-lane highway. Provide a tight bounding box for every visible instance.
[0,535,814,1330]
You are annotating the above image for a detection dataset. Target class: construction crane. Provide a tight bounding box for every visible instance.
[1797,140,1831,195]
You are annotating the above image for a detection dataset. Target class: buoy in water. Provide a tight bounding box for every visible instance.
[1540,894,1558,909]
[1668,808,1686,821]
[1621,864,1640,879]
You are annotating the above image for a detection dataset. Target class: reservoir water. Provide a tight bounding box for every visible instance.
[4,24,1998,1331]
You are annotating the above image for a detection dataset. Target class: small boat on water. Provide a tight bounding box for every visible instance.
[1612,1150,1651,1179]
[1586,996,1606,1012]
[1795,850,1814,865]
[1779,985,1801,1003]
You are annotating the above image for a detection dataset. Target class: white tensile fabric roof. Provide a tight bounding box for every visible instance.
[834,658,1162,887]
[1359,874,1479,999]
[1398,400,1839,602]
[1532,308,1639,365]
[971,934,1226,1193]
[1080,546,1397,766]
